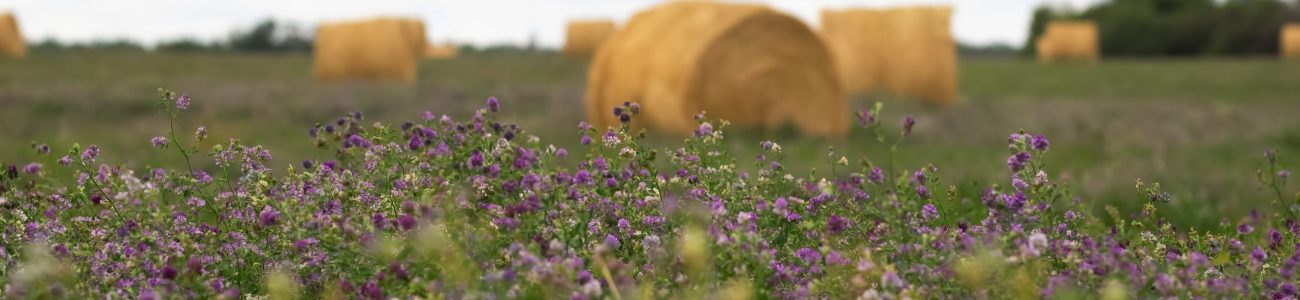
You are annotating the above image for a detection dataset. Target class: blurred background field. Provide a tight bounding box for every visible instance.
[2,50,1298,229]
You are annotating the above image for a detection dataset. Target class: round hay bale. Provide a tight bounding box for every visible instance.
[1282,24,1300,59]
[586,1,847,136]
[0,12,26,59]
[820,9,895,93]
[425,43,459,59]
[563,19,617,58]
[1037,21,1099,63]
[885,6,956,106]
[313,18,427,83]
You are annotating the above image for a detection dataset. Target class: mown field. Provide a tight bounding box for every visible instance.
[1,51,1298,229]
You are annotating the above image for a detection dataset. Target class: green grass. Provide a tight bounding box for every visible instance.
[0,51,1297,230]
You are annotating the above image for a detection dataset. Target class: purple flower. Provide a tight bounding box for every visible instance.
[580,135,592,145]
[867,167,884,183]
[827,214,848,235]
[397,214,417,230]
[603,234,621,249]
[1032,135,1050,151]
[258,206,279,226]
[22,163,40,174]
[175,94,190,110]
[695,122,714,137]
[81,145,100,162]
[408,135,422,150]
[1238,224,1254,235]
[902,115,916,136]
[150,136,167,148]
[796,248,821,265]
[922,203,938,220]
[467,151,484,168]
[487,96,500,112]
[1007,152,1031,172]
[1266,149,1277,164]
[161,265,178,280]
[1250,246,1267,263]
[857,109,877,128]
[1281,170,1290,180]
[916,185,931,199]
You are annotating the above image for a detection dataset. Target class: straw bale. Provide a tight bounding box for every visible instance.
[0,12,25,58]
[313,18,427,83]
[586,1,847,136]
[563,19,617,58]
[1282,24,1300,59]
[1036,21,1099,63]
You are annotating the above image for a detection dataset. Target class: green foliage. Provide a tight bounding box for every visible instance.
[1028,0,1300,57]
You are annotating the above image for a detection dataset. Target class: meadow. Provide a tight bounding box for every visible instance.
[1,51,1299,298]
[2,51,1297,229]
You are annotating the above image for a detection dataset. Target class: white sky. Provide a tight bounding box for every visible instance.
[0,0,1103,48]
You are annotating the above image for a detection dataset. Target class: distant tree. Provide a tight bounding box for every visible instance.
[229,20,279,52]
[156,38,213,52]
[1031,0,1291,57]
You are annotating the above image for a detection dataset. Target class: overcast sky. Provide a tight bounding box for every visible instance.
[0,0,1102,48]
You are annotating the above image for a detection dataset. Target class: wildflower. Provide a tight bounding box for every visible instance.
[916,185,931,199]
[487,96,500,112]
[1281,170,1290,180]
[195,126,208,142]
[827,214,848,235]
[22,163,40,174]
[81,145,100,162]
[151,136,168,148]
[857,109,877,128]
[1238,224,1254,235]
[397,215,417,231]
[467,151,484,168]
[580,135,592,145]
[1032,135,1050,151]
[1007,152,1031,172]
[796,248,821,265]
[259,206,280,226]
[175,94,190,110]
[867,167,884,183]
[902,115,916,136]
[603,234,621,249]
[922,203,938,220]
[1266,149,1277,164]
[1012,177,1028,191]
[695,122,714,137]
[1250,246,1267,263]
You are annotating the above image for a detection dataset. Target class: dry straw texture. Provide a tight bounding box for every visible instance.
[820,6,957,106]
[1282,24,1300,59]
[313,18,428,83]
[0,12,25,58]
[563,19,617,58]
[1036,21,1100,63]
[425,43,459,59]
[586,1,847,136]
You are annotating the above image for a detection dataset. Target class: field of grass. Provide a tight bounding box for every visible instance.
[1,51,1298,229]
